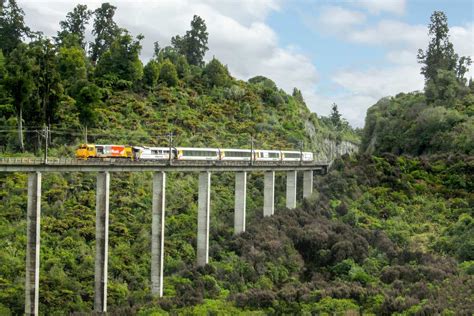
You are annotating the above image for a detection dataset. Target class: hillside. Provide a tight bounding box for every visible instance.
[362,89,473,156]
[1,2,473,315]
[0,2,359,315]
[135,154,473,315]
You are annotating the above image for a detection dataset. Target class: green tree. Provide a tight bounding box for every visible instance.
[330,103,342,128]
[171,15,208,66]
[143,59,160,88]
[0,0,31,54]
[29,38,63,125]
[72,80,102,125]
[203,58,230,87]
[292,88,305,104]
[159,59,178,87]
[90,2,119,63]
[417,11,471,101]
[425,69,459,105]
[57,46,88,87]
[56,4,92,48]
[95,31,144,87]
[3,43,35,151]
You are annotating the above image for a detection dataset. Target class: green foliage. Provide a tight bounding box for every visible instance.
[171,15,208,66]
[90,2,119,63]
[72,80,102,125]
[203,58,230,88]
[56,4,92,48]
[57,46,88,86]
[158,59,178,87]
[95,31,144,87]
[0,0,30,54]
[143,60,161,89]
[417,11,472,103]
[362,91,473,155]
[330,103,342,128]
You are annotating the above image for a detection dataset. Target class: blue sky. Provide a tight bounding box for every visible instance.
[20,0,474,127]
[264,0,473,126]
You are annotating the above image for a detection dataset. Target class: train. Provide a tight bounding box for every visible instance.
[75,144,314,162]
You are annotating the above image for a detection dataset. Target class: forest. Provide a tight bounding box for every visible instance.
[0,1,473,315]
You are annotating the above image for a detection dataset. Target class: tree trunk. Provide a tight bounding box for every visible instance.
[18,105,24,152]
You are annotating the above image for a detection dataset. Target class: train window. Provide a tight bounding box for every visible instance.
[151,150,158,155]
[285,153,300,158]
[226,151,250,157]
[268,152,279,158]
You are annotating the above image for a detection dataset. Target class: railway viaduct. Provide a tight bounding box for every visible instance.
[0,158,331,315]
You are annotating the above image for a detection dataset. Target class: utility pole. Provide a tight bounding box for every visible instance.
[43,126,48,164]
[300,140,304,164]
[168,132,173,165]
[48,123,52,145]
[85,126,88,144]
[250,136,254,166]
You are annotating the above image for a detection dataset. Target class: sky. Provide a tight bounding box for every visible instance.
[18,0,474,127]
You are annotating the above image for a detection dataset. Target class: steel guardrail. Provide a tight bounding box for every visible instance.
[0,157,330,173]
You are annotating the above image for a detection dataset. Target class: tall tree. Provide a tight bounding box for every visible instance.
[203,57,229,87]
[330,103,342,128]
[30,38,63,125]
[417,11,471,85]
[57,45,88,87]
[4,43,35,151]
[95,31,144,86]
[0,0,30,54]
[56,4,92,48]
[90,2,119,63]
[171,15,208,66]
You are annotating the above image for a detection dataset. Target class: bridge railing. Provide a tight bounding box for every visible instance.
[0,157,331,166]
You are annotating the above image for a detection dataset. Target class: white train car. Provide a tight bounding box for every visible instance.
[302,152,314,162]
[133,146,174,160]
[220,149,252,161]
[254,149,281,161]
[176,147,220,160]
[281,150,301,162]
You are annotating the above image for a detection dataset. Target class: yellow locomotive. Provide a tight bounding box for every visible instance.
[76,144,133,160]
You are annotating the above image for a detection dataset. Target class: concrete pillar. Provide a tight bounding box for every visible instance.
[197,172,211,266]
[25,172,41,316]
[286,171,297,209]
[151,172,166,297]
[234,172,247,235]
[94,172,110,313]
[263,171,275,216]
[303,170,313,199]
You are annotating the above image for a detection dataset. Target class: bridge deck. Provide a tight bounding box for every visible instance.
[0,158,329,173]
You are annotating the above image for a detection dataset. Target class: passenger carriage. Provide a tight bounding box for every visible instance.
[281,150,301,162]
[220,149,252,161]
[133,146,175,160]
[254,149,281,161]
[175,147,220,160]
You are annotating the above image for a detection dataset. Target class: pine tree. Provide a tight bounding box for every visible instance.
[171,15,209,66]
[330,103,342,128]
[0,0,30,54]
[56,4,92,48]
[417,11,471,86]
[90,2,119,63]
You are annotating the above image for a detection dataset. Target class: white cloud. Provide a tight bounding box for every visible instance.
[349,20,427,48]
[355,0,406,15]
[451,22,474,78]
[321,65,424,127]
[315,6,366,33]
